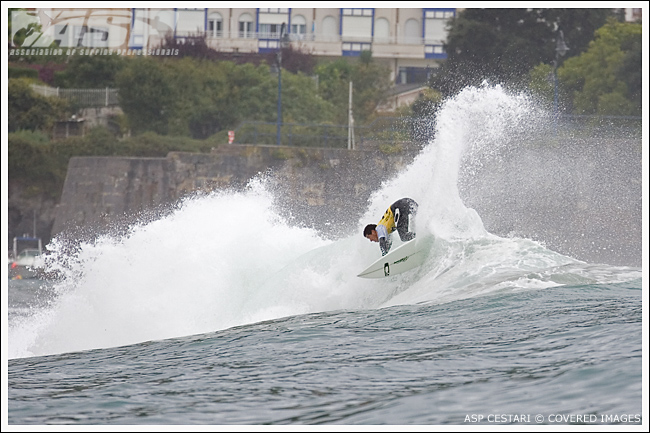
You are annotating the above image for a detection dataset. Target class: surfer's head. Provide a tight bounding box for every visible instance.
[364,224,379,242]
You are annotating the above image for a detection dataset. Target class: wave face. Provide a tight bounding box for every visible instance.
[7,86,640,359]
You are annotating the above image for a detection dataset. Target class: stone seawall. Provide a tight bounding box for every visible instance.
[52,144,417,241]
[51,141,642,267]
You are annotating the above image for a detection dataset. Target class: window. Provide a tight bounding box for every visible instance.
[403,18,420,44]
[291,15,306,39]
[397,66,431,84]
[424,9,455,44]
[239,13,254,38]
[259,23,283,39]
[374,17,390,43]
[321,16,337,41]
[424,10,455,19]
[258,8,289,39]
[176,9,205,36]
[341,8,373,40]
[208,12,223,37]
[129,8,173,48]
[342,8,373,17]
[425,44,446,59]
[342,42,371,56]
[153,10,175,36]
[259,8,289,14]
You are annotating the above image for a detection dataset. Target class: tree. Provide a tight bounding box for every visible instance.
[52,54,128,88]
[115,57,177,135]
[277,71,336,124]
[8,78,68,132]
[559,20,642,116]
[430,8,616,98]
[115,56,336,139]
[537,8,624,58]
[315,52,391,125]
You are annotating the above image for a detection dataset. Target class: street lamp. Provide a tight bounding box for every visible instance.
[276,23,288,146]
[554,30,569,131]
[276,48,282,146]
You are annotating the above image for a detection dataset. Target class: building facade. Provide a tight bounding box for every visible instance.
[144,7,456,85]
[20,8,458,85]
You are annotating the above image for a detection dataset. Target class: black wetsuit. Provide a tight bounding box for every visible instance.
[376,198,418,255]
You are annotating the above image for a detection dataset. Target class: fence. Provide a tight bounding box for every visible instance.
[233,117,439,149]
[28,83,642,145]
[552,115,643,140]
[31,84,119,107]
[234,114,642,149]
[234,122,350,148]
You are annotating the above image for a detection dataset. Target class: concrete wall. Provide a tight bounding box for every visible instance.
[52,140,642,267]
[52,144,417,241]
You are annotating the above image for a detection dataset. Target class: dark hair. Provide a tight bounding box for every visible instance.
[363,224,377,237]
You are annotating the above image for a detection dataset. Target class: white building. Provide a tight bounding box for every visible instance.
[22,7,458,86]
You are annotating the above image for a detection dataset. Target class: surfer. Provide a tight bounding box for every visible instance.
[363,198,418,255]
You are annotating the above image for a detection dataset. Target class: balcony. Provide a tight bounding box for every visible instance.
[191,30,443,60]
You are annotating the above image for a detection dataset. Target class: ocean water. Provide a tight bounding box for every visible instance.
[5,86,645,427]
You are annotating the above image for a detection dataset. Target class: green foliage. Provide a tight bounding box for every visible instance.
[116,57,262,137]
[275,46,317,75]
[431,9,616,97]
[8,130,64,198]
[121,131,214,156]
[314,54,391,125]
[559,20,642,116]
[7,127,217,199]
[537,9,620,58]
[279,72,336,124]
[406,88,443,119]
[8,78,69,132]
[527,63,555,109]
[52,54,128,88]
[234,121,348,148]
[314,59,354,115]
[8,65,39,80]
[115,57,176,135]
[379,142,404,155]
[115,56,338,139]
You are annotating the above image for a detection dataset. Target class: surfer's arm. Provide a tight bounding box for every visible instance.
[379,238,390,256]
[376,224,390,255]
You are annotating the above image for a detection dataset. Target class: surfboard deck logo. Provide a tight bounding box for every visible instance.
[358,237,430,279]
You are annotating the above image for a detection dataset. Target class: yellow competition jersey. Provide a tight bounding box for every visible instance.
[377,206,396,234]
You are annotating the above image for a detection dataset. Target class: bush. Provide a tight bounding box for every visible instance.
[8,130,63,198]
[8,78,69,133]
[8,65,39,80]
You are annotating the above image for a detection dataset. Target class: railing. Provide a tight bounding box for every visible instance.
[31,84,119,107]
[191,30,440,46]
[233,115,642,149]
[234,121,350,149]
[545,115,643,140]
[233,117,433,149]
[27,82,641,144]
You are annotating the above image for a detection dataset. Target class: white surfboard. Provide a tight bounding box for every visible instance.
[357,236,429,279]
